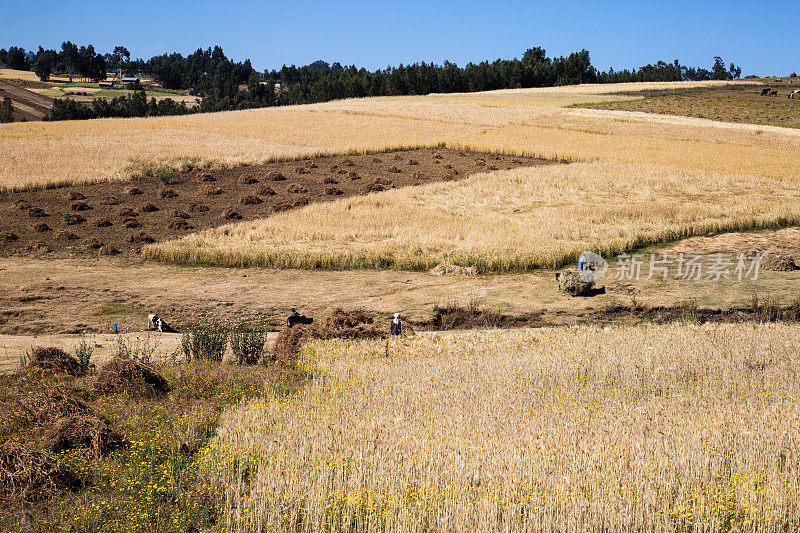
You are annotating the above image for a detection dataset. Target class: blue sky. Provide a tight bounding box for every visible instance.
[2,0,798,75]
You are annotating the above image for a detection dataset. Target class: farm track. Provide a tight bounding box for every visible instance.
[0,79,52,121]
[0,148,552,258]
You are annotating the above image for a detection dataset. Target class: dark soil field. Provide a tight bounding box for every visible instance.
[0,79,53,121]
[0,148,552,258]
[576,79,800,128]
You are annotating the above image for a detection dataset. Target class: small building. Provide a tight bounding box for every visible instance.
[98,81,116,88]
[121,77,140,85]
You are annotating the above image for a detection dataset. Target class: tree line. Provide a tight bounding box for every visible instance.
[0,42,742,121]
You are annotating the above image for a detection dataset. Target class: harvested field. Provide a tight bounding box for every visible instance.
[145,160,800,272]
[0,148,546,257]
[208,323,800,531]
[577,82,800,129]
[4,81,799,192]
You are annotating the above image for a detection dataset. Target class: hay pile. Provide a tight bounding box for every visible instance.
[556,268,595,297]
[93,357,169,398]
[317,308,382,340]
[17,385,93,424]
[760,250,797,271]
[0,443,78,501]
[430,263,479,276]
[26,347,85,376]
[271,325,314,367]
[46,415,124,457]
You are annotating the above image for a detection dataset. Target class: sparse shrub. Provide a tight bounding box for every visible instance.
[287,184,307,194]
[230,319,268,365]
[182,318,228,362]
[160,189,178,199]
[139,202,159,213]
[157,166,175,184]
[257,185,276,196]
[125,186,143,196]
[27,207,48,217]
[222,209,242,220]
[324,186,343,196]
[239,175,258,184]
[114,333,160,365]
[70,201,91,211]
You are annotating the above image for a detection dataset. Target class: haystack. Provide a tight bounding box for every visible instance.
[430,263,479,276]
[556,268,595,297]
[0,443,78,501]
[760,250,797,271]
[93,357,169,398]
[271,325,314,367]
[17,385,93,424]
[46,415,125,457]
[26,347,85,376]
[317,308,382,339]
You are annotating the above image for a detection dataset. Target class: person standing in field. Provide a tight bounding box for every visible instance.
[390,313,402,336]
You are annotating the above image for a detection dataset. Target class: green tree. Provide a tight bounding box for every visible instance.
[34,47,58,81]
[0,97,13,123]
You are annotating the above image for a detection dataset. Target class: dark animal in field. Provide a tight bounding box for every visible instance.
[287,308,313,327]
[770,89,778,96]
[761,87,771,96]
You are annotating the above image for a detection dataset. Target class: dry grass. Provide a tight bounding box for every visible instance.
[2,81,798,191]
[144,160,800,272]
[206,323,800,531]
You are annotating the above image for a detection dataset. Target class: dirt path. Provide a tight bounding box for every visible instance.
[0,148,552,257]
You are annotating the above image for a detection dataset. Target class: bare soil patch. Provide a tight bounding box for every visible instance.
[0,79,52,122]
[0,148,549,258]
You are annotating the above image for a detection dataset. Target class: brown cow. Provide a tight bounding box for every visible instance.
[761,87,772,96]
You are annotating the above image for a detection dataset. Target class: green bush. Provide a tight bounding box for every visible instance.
[181,318,228,362]
[229,319,267,365]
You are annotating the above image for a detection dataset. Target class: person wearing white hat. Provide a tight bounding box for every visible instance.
[390,313,402,336]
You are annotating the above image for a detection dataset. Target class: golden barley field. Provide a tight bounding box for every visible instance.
[144,160,800,271]
[3,80,798,191]
[204,323,800,532]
